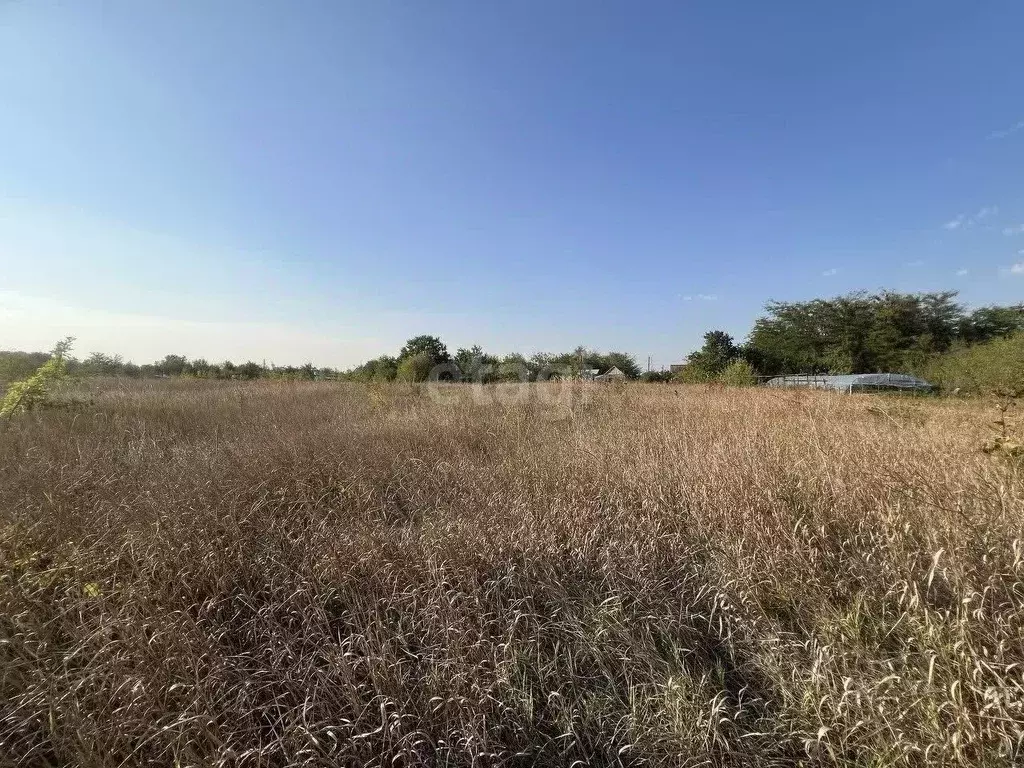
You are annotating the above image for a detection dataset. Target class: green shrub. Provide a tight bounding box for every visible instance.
[918,332,1024,396]
[672,363,714,383]
[396,351,434,382]
[717,359,757,387]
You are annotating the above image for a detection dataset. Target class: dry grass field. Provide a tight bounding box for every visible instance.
[1,379,1022,767]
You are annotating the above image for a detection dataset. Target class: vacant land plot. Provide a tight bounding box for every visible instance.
[1,380,1022,767]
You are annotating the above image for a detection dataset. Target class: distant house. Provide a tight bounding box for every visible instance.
[669,363,686,374]
[594,366,627,383]
[579,368,600,381]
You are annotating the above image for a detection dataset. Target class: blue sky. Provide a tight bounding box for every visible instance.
[2,1,1023,369]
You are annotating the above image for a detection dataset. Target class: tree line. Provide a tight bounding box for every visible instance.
[0,337,643,385]
[0,351,340,384]
[679,291,1024,384]
[342,335,643,383]
[3,290,1021,389]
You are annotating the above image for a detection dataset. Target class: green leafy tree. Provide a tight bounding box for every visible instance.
[370,356,399,382]
[495,353,532,382]
[155,355,189,377]
[346,355,398,382]
[1,338,74,418]
[683,331,740,380]
[78,352,125,377]
[189,358,213,378]
[962,305,1024,343]
[748,302,826,374]
[867,294,921,372]
[454,345,482,378]
[919,291,962,353]
[399,335,450,364]
[545,347,587,377]
[237,361,263,380]
[454,345,501,382]
[748,291,971,375]
[823,294,876,372]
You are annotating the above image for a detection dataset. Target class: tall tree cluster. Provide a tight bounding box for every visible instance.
[682,291,1024,379]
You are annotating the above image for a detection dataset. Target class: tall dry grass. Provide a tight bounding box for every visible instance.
[0,379,1022,767]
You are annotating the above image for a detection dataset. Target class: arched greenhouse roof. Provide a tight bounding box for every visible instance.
[765,373,934,392]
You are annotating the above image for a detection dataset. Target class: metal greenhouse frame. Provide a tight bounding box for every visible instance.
[764,373,935,394]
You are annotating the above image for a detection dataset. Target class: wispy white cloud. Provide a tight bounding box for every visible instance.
[1010,262,1024,275]
[988,119,1024,140]
[682,293,718,301]
[822,268,839,277]
[1003,225,1024,235]
[944,206,999,231]
[955,268,969,276]
[906,259,925,267]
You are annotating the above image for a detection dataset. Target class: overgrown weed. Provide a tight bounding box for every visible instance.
[1,381,1022,766]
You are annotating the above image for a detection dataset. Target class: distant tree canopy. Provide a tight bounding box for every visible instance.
[0,351,50,383]
[343,337,641,383]
[960,305,1024,344]
[747,291,951,375]
[155,354,190,377]
[738,291,1022,377]
[348,355,398,382]
[77,352,125,377]
[453,345,498,381]
[533,347,642,379]
[0,351,340,385]
[399,335,450,364]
